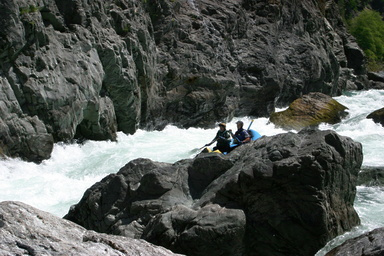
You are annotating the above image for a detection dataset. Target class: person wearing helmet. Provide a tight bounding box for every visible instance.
[204,122,231,153]
[230,121,251,146]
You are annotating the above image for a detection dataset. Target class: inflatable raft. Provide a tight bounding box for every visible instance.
[203,129,261,154]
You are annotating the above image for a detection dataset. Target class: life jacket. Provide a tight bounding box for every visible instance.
[234,128,250,143]
[216,130,231,146]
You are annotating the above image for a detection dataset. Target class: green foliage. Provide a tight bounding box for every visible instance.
[19,5,41,15]
[349,9,384,69]
[367,58,384,71]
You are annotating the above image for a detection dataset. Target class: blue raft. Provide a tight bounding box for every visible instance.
[203,129,262,154]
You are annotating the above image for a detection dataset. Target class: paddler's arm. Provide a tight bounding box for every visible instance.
[228,129,241,143]
[242,130,251,143]
[205,138,217,146]
[242,137,251,143]
[205,133,219,146]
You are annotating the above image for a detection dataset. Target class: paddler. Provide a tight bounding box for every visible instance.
[229,120,251,146]
[204,122,231,153]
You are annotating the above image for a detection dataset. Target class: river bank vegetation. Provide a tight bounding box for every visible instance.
[339,0,384,71]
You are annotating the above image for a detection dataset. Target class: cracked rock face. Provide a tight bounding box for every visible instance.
[0,201,184,256]
[65,129,363,256]
[0,0,368,161]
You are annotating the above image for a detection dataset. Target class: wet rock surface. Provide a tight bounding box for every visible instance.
[65,129,363,256]
[325,227,384,256]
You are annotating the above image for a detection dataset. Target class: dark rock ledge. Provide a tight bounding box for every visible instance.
[65,129,363,256]
[0,201,183,256]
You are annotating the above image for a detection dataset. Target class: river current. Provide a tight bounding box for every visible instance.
[1,89,383,254]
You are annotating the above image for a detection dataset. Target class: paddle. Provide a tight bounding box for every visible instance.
[247,119,254,130]
[189,145,207,155]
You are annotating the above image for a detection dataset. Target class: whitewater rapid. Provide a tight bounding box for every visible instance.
[0,89,383,254]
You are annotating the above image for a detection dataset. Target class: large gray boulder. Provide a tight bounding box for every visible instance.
[65,129,363,256]
[0,201,183,256]
[0,0,368,161]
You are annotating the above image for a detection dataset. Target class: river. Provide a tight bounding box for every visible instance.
[1,89,383,254]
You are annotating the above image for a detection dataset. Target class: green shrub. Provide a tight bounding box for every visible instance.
[349,9,384,70]
[19,5,41,15]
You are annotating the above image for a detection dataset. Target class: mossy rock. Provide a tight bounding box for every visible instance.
[269,92,348,130]
[367,107,384,127]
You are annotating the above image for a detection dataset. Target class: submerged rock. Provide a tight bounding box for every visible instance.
[325,227,384,256]
[65,129,363,256]
[358,166,384,186]
[269,92,348,130]
[0,201,183,256]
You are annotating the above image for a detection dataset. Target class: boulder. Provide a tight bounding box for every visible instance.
[142,204,246,256]
[65,129,363,256]
[367,71,384,83]
[325,227,384,256]
[0,201,183,256]
[369,80,384,89]
[269,92,348,130]
[367,107,384,127]
[367,71,384,88]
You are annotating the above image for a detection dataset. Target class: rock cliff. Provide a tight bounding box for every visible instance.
[65,129,363,256]
[0,0,368,161]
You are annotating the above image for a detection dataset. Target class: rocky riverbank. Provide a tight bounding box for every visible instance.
[0,201,183,256]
